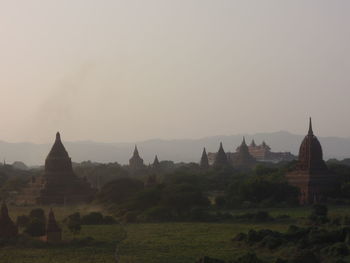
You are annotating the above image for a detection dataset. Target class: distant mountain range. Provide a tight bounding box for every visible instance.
[0,131,350,166]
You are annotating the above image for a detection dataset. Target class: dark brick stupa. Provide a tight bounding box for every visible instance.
[0,202,18,239]
[17,132,95,205]
[152,155,160,169]
[213,143,230,168]
[286,119,338,204]
[45,209,62,243]
[199,148,209,169]
[129,145,145,170]
[231,137,257,170]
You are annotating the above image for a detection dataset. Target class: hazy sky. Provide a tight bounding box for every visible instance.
[0,0,349,143]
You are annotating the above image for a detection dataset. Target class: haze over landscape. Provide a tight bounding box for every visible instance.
[0,0,350,146]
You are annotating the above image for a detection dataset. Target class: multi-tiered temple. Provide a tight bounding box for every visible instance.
[286,119,338,204]
[17,132,95,205]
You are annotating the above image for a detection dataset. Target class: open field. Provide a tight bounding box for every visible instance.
[2,205,350,263]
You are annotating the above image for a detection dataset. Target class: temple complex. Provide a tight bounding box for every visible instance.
[248,140,295,162]
[129,146,145,170]
[0,202,18,239]
[16,132,95,205]
[213,143,230,168]
[44,209,62,243]
[229,137,257,170]
[286,119,338,204]
[199,148,209,169]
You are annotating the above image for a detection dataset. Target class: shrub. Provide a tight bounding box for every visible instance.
[24,218,46,237]
[325,242,349,257]
[103,216,117,224]
[232,252,266,263]
[16,215,30,228]
[141,206,173,222]
[81,212,104,225]
[29,208,45,223]
[65,213,81,235]
[289,249,318,263]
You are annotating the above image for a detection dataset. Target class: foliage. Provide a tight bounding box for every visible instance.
[24,218,46,237]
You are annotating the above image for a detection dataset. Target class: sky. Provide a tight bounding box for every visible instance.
[0,0,349,143]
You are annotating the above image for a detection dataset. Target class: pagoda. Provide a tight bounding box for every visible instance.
[0,202,18,239]
[213,143,230,168]
[152,155,160,169]
[17,132,95,205]
[129,145,145,170]
[199,148,209,169]
[286,119,338,204]
[231,137,256,170]
[45,209,62,243]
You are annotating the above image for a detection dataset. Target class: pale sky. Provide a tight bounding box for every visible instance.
[0,0,349,143]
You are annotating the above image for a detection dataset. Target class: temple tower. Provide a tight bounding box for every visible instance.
[0,202,18,239]
[45,209,62,243]
[17,132,95,205]
[200,148,209,169]
[286,118,338,204]
[152,155,160,169]
[129,145,145,170]
[213,143,230,168]
[232,137,256,170]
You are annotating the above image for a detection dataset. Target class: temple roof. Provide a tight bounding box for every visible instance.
[213,142,229,167]
[153,155,160,168]
[47,132,69,159]
[297,118,328,172]
[200,147,209,169]
[250,139,256,147]
[47,209,61,233]
[0,202,18,238]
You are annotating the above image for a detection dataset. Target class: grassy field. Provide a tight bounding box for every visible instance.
[1,205,350,263]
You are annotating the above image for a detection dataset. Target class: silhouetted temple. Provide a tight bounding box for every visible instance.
[230,137,256,169]
[248,140,295,162]
[152,155,160,169]
[0,202,18,239]
[213,143,230,168]
[199,148,209,169]
[17,132,95,205]
[129,145,145,170]
[45,209,62,243]
[286,119,338,204]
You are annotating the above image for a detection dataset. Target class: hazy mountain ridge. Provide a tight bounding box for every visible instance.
[0,131,349,166]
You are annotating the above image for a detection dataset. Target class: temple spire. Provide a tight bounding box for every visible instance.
[133,145,139,157]
[200,147,209,169]
[56,132,61,141]
[308,117,313,136]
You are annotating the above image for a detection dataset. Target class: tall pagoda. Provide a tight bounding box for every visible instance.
[17,132,95,205]
[231,137,256,170]
[213,143,230,168]
[286,119,338,204]
[199,148,209,169]
[129,145,145,170]
[0,202,18,239]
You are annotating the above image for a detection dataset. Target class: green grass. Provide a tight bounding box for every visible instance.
[2,205,350,263]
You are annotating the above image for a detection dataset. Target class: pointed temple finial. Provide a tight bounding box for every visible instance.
[56,132,61,140]
[308,117,313,136]
[242,137,246,145]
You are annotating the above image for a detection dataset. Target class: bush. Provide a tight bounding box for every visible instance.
[142,206,173,222]
[325,242,349,257]
[289,250,318,263]
[81,212,104,225]
[103,216,117,224]
[29,208,45,223]
[16,215,30,228]
[232,252,266,263]
[65,212,81,235]
[24,218,46,237]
